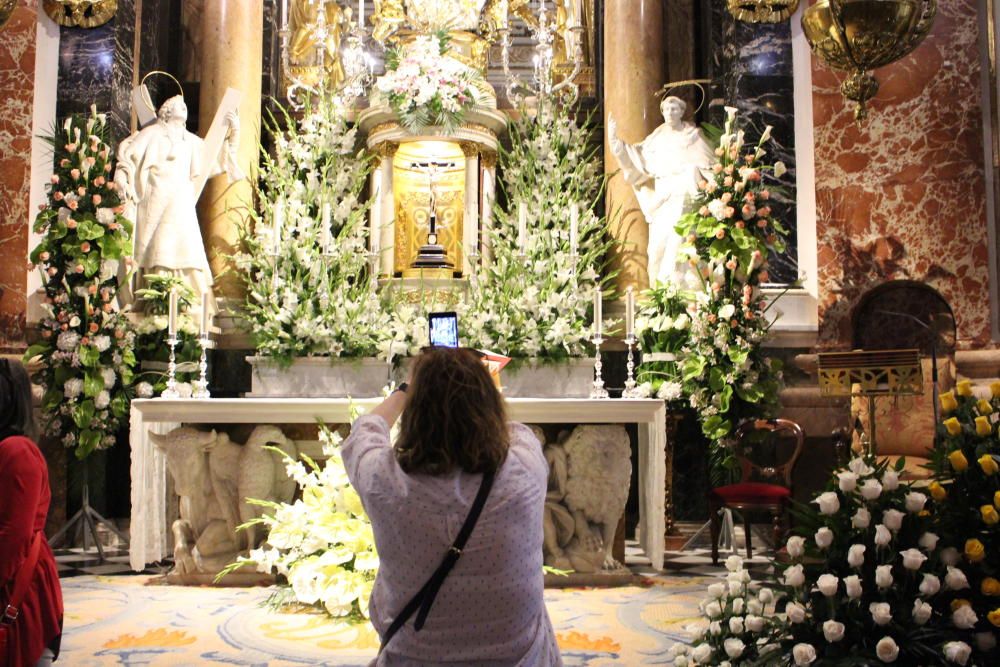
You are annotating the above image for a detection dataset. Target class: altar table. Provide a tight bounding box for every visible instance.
[129,398,668,571]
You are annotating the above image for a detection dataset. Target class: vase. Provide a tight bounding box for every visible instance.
[500,358,595,398]
[246,356,391,398]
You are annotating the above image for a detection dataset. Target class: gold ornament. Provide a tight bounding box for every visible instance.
[726,0,800,23]
[0,0,17,31]
[802,0,936,122]
[43,0,117,28]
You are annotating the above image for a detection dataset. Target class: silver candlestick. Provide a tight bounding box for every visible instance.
[192,335,211,399]
[589,333,609,399]
[622,333,643,398]
[161,335,180,399]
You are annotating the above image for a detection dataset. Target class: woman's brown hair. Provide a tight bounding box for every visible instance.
[395,347,509,475]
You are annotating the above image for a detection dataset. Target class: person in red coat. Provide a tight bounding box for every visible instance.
[0,359,63,667]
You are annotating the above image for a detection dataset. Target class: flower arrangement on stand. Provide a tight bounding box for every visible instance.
[928,380,1000,660]
[24,107,136,459]
[673,107,789,483]
[235,90,397,367]
[463,97,615,358]
[132,273,200,397]
[218,424,377,619]
[634,282,690,403]
[375,31,482,133]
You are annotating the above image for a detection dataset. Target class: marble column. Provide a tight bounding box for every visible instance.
[480,151,497,265]
[460,142,480,273]
[197,0,263,300]
[377,144,397,276]
[603,0,665,291]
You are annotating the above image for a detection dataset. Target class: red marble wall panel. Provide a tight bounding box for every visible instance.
[0,6,36,352]
[812,0,990,349]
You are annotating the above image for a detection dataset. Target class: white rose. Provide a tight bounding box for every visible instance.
[728,616,744,635]
[823,619,845,642]
[728,580,744,597]
[669,644,689,658]
[940,547,960,566]
[852,507,871,529]
[731,597,745,614]
[815,527,834,550]
[135,381,154,398]
[847,543,866,568]
[786,601,807,623]
[882,469,899,491]
[758,587,774,604]
[792,642,816,665]
[817,574,839,596]
[709,620,722,635]
[900,548,928,571]
[675,657,689,667]
[876,636,899,662]
[975,632,997,652]
[912,599,933,625]
[875,564,894,589]
[904,492,927,513]
[918,532,939,551]
[724,637,745,659]
[784,564,805,588]
[919,574,941,596]
[952,605,978,630]
[945,566,970,591]
[874,524,892,547]
[786,536,806,558]
[747,599,763,615]
[745,615,765,632]
[704,600,723,618]
[844,574,863,599]
[691,643,712,663]
[870,602,893,626]
[837,470,858,492]
[860,479,883,501]
[848,457,874,475]
[943,641,972,665]
[882,509,905,532]
[707,583,727,598]
[813,491,840,515]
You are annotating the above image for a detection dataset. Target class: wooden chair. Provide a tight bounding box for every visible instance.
[709,418,805,565]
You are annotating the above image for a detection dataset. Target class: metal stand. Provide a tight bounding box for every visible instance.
[589,334,609,399]
[49,466,129,563]
[192,335,211,399]
[622,334,642,398]
[161,335,180,398]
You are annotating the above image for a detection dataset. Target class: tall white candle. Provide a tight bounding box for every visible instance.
[593,287,602,336]
[358,0,364,27]
[569,203,579,254]
[320,202,331,251]
[168,289,177,337]
[518,202,527,253]
[200,292,210,337]
[625,285,635,338]
[280,0,288,27]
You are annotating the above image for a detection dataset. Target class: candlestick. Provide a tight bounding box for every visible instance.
[200,292,210,338]
[625,285,635,338]
[193,334,211,399]
[358,0,364,27]
[569,203,579,254]
[622,331,642,398]
[161,334,180,399]
[517,201,527,254]
[593,286,602,336]
[167,288,177,337]
[589,332,609,399]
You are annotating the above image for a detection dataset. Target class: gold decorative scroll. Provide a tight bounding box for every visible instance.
[43,0,117,28]
[816,349,923,397]
[727,0,799,23]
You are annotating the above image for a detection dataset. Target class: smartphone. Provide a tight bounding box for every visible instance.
[428,311,459,348]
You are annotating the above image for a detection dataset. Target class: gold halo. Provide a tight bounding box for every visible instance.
[139,70,185,115]
[656,79,711,115]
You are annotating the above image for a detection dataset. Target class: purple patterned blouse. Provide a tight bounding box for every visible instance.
[341,414,563,666]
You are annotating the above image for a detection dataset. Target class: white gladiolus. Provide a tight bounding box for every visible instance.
[822,620,845,642]
[943,641,972,665]
[875,564,894,589]
[874,524,892,547]
[919,574,941,596]
[786,601,807,623]
[900,548,928,571]
[870,602,893,626]
[847,543,866,568]
[792,642,816,665]
[813,491,840,515]
[945,566,970,591]
[784,564,805,588]
[817,574,839,596]
[904,492,927,513]
[912,599,933,625]
[852,507,871,529]
[860,479,883,500]
[918,532,939,551]
[882,509,905,532]
[952,605,978,630]
[837,470,858,492]
[815,527,834,549]
[786,536,806,558]
[844,574,862,599]
[876,636,899,662]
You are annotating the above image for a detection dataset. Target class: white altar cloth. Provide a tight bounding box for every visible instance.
[129,398,668,571]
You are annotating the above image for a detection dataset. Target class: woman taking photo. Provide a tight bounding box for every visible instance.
[342,347,561,666]
[0,359,63,667]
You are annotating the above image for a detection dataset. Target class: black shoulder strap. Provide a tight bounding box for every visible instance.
[379,469,496,653]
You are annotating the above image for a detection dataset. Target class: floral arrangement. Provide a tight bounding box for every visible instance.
[132,273,200,397]
[235,91,398,367]
[634,282,690,402]
[928,380,1000,659]
[462,98,614,358]
[672,107,789,482]
[24,107,136,459]
[673,555,782,666]
[376,32,482,133]
[218,424,377,619]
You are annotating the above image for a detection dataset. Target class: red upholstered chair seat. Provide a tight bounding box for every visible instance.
[712,482,791,504]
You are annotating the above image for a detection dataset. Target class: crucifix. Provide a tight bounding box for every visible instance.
[410,160,458,271]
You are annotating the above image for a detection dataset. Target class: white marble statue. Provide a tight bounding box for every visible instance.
[608,96,713,286]
[149,425,298,578]
[541,425,631,573]
[114,95,241,317]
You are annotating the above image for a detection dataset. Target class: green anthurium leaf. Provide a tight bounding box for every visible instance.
[78,344,100,368]
[71,400,95,430]
[75,218,106,241]
[83,369,104,397]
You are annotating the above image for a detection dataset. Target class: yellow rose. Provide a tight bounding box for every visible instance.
[982,578,1000,596]
[980,454,999,475]
[918,509,931,518]
[991,381,1000,399]
[982,505,1000,525]
[979,399,994,416]
[949,449,969,472]
[929,481,947,501]
[940,391,959,413]
[996,490,1000,509]
[944,418,963,436]
[965,538,986,562]
[990,608,1000,628]
[951,599,972,611]
[976,417,994,437]
[957,380,974,397]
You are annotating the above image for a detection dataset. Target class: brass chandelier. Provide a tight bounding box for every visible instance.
[802,0,936,122]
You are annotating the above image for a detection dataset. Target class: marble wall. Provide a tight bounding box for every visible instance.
[812,0,990,349]
[0,5,36,353]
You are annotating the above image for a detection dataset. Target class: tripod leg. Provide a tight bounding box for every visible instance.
[87,506,130,546]
[82,506,106,562]
[48,508,86,548]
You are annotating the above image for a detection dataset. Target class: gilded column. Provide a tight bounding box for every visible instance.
[603,0,665,291]
[197,0,264,300]
[378,143,398,276]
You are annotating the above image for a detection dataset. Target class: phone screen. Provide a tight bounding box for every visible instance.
[428,311,459,348]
